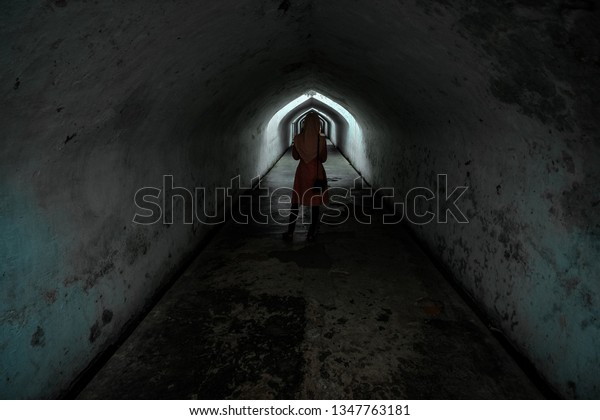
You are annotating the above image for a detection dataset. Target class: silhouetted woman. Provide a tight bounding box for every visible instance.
[282,111,328,241]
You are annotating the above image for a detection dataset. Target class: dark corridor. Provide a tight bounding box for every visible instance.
[77,145,542,399]
[1,0,599,400]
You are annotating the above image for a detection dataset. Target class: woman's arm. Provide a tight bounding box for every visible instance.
[319,135,327,162]
[292,143,300,160]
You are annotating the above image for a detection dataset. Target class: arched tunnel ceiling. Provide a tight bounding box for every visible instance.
[3,0,598,144]
[280,97,349,141]
[292,109,332,136]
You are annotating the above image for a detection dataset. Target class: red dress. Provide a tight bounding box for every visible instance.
[291,136,329,206]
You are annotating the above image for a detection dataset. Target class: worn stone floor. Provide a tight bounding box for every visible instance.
[78,144,543,399]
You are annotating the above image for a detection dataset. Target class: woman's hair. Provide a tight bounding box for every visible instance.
[301,111,321,131]
[293,112,322,162]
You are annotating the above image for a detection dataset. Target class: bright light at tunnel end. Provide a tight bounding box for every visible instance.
[266,91,364,144]
[132,90,469,228]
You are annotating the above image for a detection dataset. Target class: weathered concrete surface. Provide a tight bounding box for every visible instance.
[312,1,600,399]
[78,145,543,399]
[1,0,598,398]
[0,0,317,398]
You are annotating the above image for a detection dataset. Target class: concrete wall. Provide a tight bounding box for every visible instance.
[0,0,314,398]
[311,1,600,398]
[1,0,598,398]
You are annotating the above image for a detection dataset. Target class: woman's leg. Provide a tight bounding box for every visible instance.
[288,202,299,232]
[282,202,299,240]
[307,205,320,240]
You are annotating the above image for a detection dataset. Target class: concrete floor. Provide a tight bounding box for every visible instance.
[78,144,543,399]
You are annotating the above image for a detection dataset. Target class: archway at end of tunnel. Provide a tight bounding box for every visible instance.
[293,109,332,140]
[264,91,372,181]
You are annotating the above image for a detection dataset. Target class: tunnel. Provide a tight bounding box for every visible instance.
[1,0,599,399]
